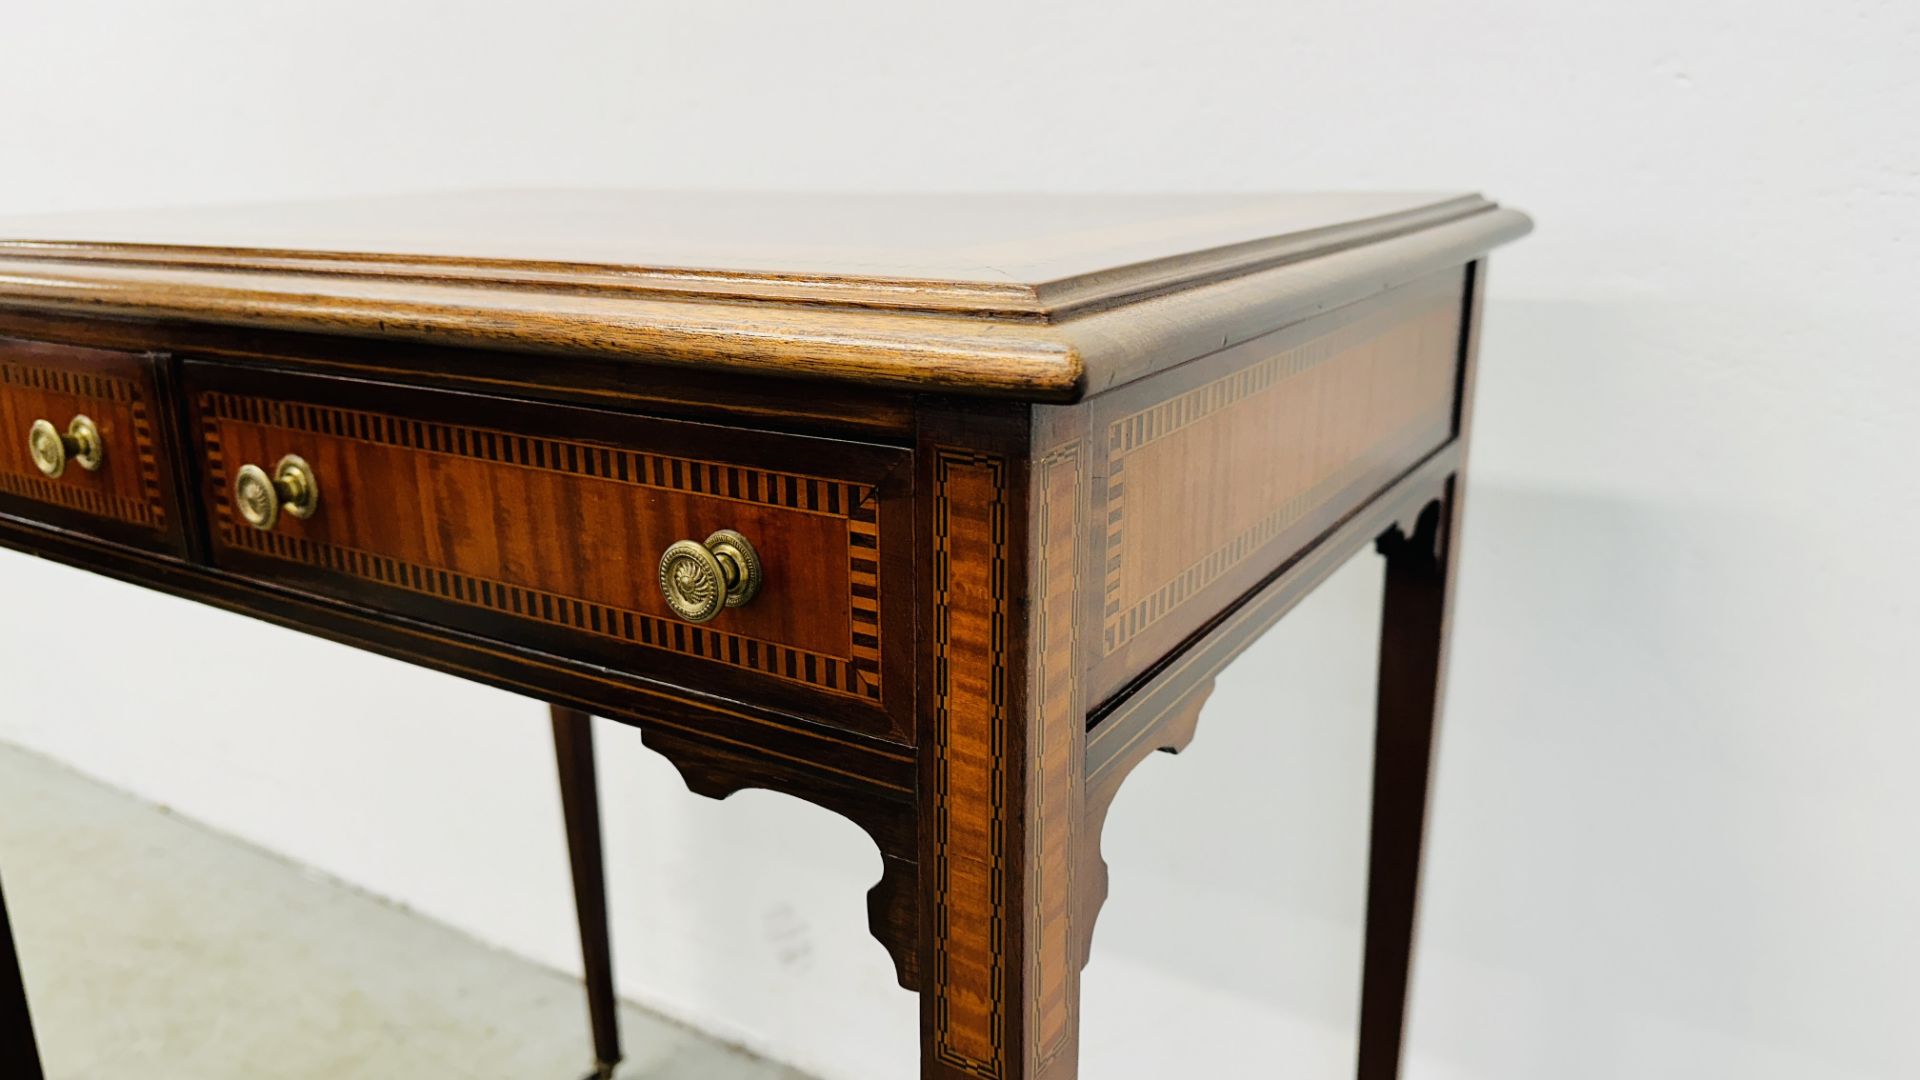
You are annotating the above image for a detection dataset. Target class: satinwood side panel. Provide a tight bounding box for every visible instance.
[1089,269,1468,703]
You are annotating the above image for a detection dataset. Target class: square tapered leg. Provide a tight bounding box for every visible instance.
[0,872,43,1080]
[552,706,622,1080]
[1357,482,1463,1080]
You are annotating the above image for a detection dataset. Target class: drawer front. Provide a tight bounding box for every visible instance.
[0,337,185,555]
[183,363,914,742]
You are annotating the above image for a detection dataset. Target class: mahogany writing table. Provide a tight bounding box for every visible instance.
[0,191,1529,1078]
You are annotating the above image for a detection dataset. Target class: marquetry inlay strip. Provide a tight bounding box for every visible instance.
[129,400,166,524]
[931,446,1012,1078]
[199,392,885,702]
[0,360,167,530]
[199,392,868,517]
[847,508,883,695]
[1031,437,1083,1073]
[232,524,876,695]
[1104,312,1404,456]
[1101,286,1461,654]
[0,361,139,403]
[1105,413,1449,652]
[0,470,161,527]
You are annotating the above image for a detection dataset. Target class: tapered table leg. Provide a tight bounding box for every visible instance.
[1356,481,1463,1080]
[917,434,1087,1079]
[551,706,621,1080]
[1,871,43,1080]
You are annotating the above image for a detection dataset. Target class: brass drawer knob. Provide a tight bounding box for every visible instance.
[234,454,320,531]
[658,529,762,623]
[28,416,104,478]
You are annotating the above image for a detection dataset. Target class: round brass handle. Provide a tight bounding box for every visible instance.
[658,529,762,623]
[28,416,104,478]
[234,454,320,531]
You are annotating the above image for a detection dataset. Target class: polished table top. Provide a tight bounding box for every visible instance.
[0,189,1490,297]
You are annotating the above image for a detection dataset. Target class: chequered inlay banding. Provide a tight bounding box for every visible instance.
[1102,290,1460,654]
[0,360,167,530]
[200,392,885,702]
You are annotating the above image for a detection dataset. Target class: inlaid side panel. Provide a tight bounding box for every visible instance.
[1090,269,1467,702]
[184,363,914,742]
[0,337,183,555]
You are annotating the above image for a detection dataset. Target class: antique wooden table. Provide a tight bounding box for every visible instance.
[0,191,1528,1079]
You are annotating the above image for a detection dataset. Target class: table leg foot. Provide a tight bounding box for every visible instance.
[553,706,623,1080]
[1,870,44,1080]
[1356,482,1462,1080]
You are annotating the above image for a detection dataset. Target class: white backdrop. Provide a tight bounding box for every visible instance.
[3,2,1917,1078]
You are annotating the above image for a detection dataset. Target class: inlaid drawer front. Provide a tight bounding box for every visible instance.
[0,337,184,554]
[182,364,913,742]
[1089,269,1468,702]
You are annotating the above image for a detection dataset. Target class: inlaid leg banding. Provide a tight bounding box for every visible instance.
[917,423,1089,1080]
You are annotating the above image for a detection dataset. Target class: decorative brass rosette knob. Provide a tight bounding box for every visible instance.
[233,454,320,531]
[28,416,104,478]
[658,529,762,623]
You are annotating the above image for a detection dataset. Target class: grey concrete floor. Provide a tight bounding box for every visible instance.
[0,742,814,1080]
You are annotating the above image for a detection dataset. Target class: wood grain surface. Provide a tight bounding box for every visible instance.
[925,443,1019,1075]
[1089,269,1467,703]
[1025,428,1090,1077]
[916,401,1095,1080]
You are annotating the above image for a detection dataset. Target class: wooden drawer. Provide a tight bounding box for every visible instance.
[0,337,186,555]
[182,363,915,742]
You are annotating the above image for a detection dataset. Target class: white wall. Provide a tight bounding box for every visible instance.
[3,2,1917,1077]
